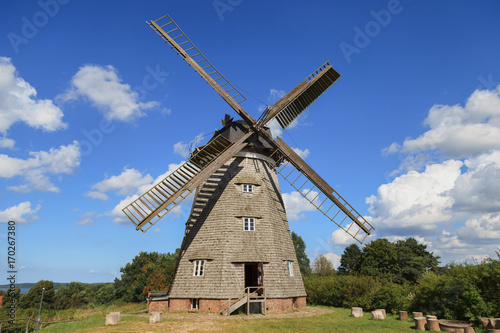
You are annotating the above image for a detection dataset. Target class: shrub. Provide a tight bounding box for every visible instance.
[304,274,413,314]
[411,258,499,321]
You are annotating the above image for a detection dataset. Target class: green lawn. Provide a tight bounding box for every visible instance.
[40,306,420,332]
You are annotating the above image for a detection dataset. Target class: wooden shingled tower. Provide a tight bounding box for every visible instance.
[122,14,375,315]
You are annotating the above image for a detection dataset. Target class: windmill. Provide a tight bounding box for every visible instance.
[122,14,374,315]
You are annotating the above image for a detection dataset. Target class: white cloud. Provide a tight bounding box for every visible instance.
[58,65,157,122]
[292,147,310,159]
[105,162,187,224]
[89,269,99,274]
[267,118,283,138]
[367,160,462,231]
[323,252,341,269]
[109,195,136,224]
[399,86,500,158]
[0,137,15,149]
[382,142,400,155]
[0,141,80,193]
[0,201,41,224]
[173,141,189,158]
[85,191,109,201]
[76,211,96,225]
[370,84,500,264]
[86,167,153,200]
[0,57,66,147]
[283,190,317,221]
[329,228,358,246]
[457,214,500,244]
[450,151,500,213]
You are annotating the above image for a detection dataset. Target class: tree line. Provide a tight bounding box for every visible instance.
[296,235,500,321]
[1,235,498,322]
[0,250,178,316]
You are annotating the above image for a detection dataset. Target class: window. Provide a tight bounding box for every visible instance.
[190,298,199,310]
[242,184,254,193]
[193,260,205,276]
[287,261,294,276]
[244,217,255,231]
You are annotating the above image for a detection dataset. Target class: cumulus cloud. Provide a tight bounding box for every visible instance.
[323,252,341,268]
[0,141,80,193]
[0,201,41,224]
[283,190,317,221]
[369,84,500,264]
[292,147,310,159]
[94,162,187,224]
[0,137,15,149]
[85,167,153,201]
[367,160,462,231]
[0,57,66,147]
[450,151,500,213]
[58,65,157,122]
[398,86,500,158]
[457,214,500,244]
[329,228,358,246]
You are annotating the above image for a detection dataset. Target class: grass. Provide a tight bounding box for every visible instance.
[39,305,422,332]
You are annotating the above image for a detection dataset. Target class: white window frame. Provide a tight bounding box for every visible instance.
[190,298,199,310]
[242,184,254,193]
[287,260,294,276]
[244,217,255,231]
[193,260,205,276]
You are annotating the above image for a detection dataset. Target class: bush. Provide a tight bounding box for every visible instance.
[304,274,413,314]
[411,257,500,321]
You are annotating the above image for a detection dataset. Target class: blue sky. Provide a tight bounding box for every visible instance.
[1,0,499,283]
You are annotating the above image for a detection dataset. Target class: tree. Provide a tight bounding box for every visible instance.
[142,250,179,296]
[394,238,440,284]
[355,237,440,284]
[1,287,20,309]
[291,232,311,276]
[114,250,179,302]
[358,238,399,280]
[95,284,116,306]
[338,243,362,275]
[312,255,335,276]
[18,280,54,309]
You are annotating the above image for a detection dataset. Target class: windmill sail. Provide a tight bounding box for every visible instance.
[123,132,252,232]
[257,61,340,130]
[266,136,374,243]
[148,15,254,126]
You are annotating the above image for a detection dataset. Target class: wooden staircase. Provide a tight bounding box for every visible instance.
[221,286,267,316]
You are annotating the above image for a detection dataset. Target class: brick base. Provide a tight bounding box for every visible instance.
[148,296,307,314]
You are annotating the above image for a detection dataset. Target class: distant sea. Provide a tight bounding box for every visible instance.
[0,287,30,294]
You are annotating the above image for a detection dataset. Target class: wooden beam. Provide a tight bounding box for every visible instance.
[135,131,253,230]
[150,20,255,127]
[261,130,371,235]
[258,63,340,129]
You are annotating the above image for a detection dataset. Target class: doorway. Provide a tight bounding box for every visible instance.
[244,263,263,288]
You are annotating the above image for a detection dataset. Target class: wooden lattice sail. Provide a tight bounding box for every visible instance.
[122,13,375,315]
